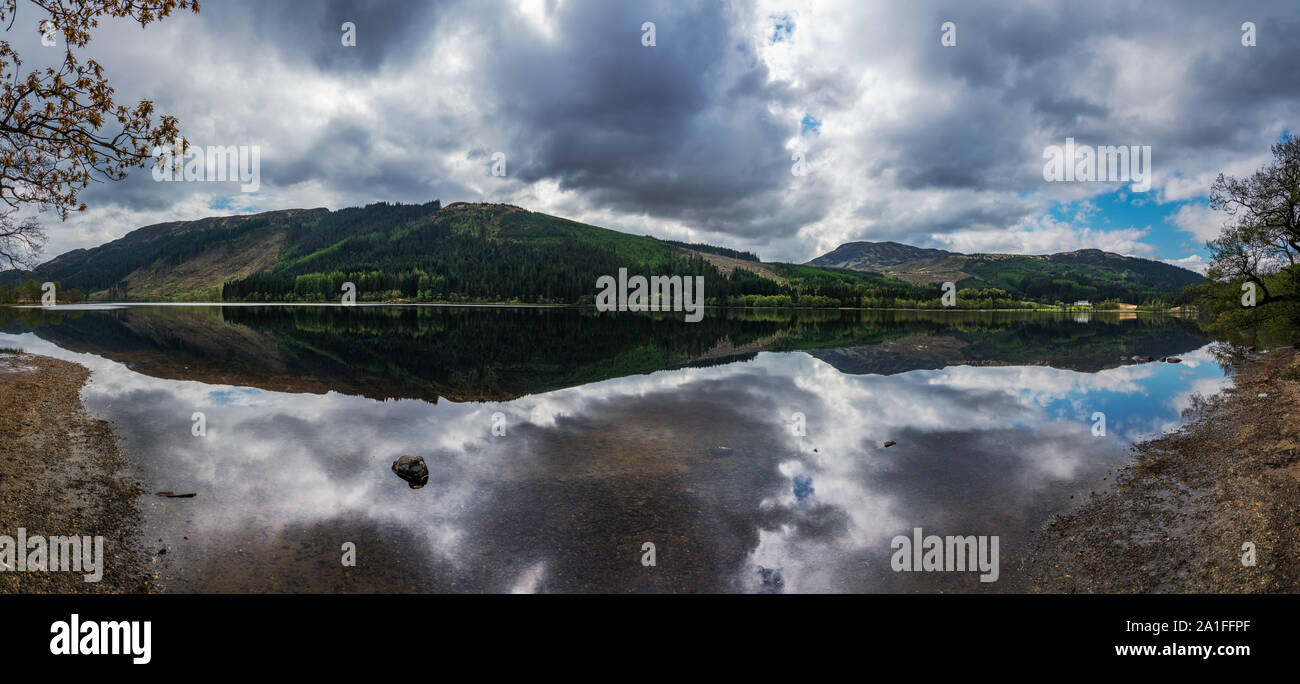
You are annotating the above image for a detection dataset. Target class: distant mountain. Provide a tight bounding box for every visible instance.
[806,241,1204,304]
[807,241,952,271]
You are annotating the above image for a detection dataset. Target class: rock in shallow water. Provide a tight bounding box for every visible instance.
[392,455,429,489]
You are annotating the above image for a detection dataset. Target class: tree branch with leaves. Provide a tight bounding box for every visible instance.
[0,0,197,268]
[1202,135,1300,342]
[1208,136,1300,304]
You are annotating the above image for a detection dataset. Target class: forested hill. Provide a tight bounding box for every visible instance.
[7,201,929,306]
[3,200,1204,307]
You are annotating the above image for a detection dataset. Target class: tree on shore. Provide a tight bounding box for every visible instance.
[0,0,198,269]
[0,209,41,269]
[1201,135,1300,340]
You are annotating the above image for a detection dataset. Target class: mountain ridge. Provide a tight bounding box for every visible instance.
[2,201,1203,306]
[805,240,1202,301]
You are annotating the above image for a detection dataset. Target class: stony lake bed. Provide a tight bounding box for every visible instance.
[1,304,1293,593]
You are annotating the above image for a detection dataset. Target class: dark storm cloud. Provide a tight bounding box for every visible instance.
[850,186,1034,238]
[882,2,1186,193]
[1178,15,1300,150]
[464,0,816,235]
[267,118,476,203]
[880,100,1034,192]
[199,0,443,72]
[1031,96,1110,129]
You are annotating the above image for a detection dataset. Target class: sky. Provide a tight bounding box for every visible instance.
[13,0,1300,272]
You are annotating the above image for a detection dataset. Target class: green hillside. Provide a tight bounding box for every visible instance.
[807,242,1203,305]
[954,250,1204,304]
[2,200,1204,308]
[4,200,931,306]
[27,209,327,299]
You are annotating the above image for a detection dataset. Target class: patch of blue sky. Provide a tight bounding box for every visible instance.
[206,387,264,406]
[1048,188,1211,260]
[770,14,794,43]
[800,114,821,136]
[208,195,235,211]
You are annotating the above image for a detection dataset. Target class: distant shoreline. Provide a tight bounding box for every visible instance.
[6,301,1197,314]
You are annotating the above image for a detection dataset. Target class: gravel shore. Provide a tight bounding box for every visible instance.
[1025,345,1300,593]
[0,352,150,593]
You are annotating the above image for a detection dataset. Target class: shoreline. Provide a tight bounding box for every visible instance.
[0,352,151,593]
[1023,344,1300,592]
[8,301,1193,314]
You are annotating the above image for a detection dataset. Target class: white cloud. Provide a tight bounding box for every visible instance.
[1158,254,1209,275]
[1168,203,1225,243]
[928,215,1156,257]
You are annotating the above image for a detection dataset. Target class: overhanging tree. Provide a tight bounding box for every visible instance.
[1204,135,1300,337]
[0,0,197,268]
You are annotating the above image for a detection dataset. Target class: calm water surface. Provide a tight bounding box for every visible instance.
[0,305,1231,592]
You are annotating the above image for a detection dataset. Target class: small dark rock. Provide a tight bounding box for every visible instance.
[883,440,897,448]
[391,455,429,489]
[1164,357,1181,363]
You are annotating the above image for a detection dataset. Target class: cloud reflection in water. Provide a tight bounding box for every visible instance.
[0,331,1230,593]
